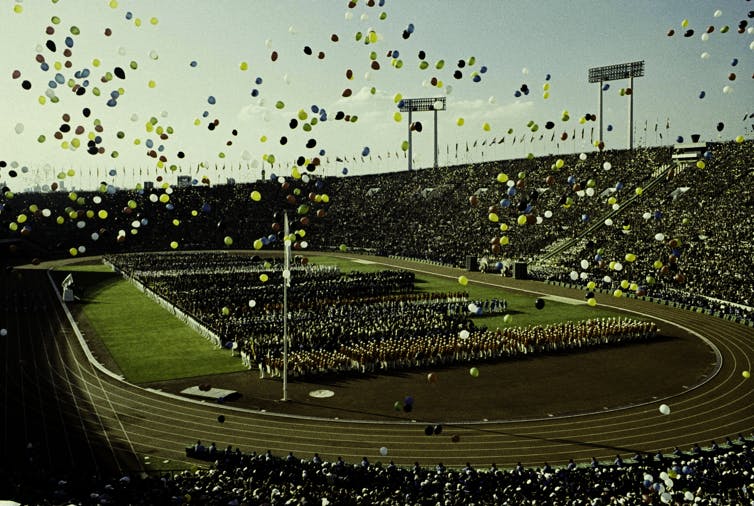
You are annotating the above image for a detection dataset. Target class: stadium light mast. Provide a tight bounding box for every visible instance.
[398,97,446,170]
[281,211,291,402]
[588,60,644,150]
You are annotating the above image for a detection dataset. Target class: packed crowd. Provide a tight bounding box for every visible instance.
[3,436,753,505]
[3,142,752,319]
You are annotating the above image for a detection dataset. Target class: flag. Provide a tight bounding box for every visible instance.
[498,137,505,144]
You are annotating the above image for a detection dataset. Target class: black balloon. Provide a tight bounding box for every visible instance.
[534,298,545,310]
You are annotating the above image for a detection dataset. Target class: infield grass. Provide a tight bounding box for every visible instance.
[57,254,628,383]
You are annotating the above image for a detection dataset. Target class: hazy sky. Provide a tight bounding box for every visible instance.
[1,0,752,190]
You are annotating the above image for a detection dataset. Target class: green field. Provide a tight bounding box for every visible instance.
[57,255,626,384]
[55,266,247,384]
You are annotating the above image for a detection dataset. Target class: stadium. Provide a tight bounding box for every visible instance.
[1,2,754,505]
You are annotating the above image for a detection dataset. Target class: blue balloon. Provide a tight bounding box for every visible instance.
[208,96,216,105]
[64,36,74,48]
[319,149,326,156]
[567,175,576,184]
[55,73,65,84]
[676,136,684,143]
[514,90,522,98]
[361,146,370,156]
[615,182,624,190]
[703,150,712,160]
[40,62,49,71]
[653,210,663,220]
[545,73,551,81]
[407,23,415,33]
[602,83,610,91]
[472,75,481,82]
[250,89,259,97]
[581,214,589,222]
[202,110,209,118]
[607,124,613,132]
[342,167,348,175]
[201,203,212,213]
[165,203,174,211]
[48,80,57,89]
[392,50,400,58]
[255,77,263,85]
[731,58,738,67]
[507,187,516,197]
[190,60,198,67]
[106,98,117,107]
[125,11,133,20]
[500,198,511,208]
[699,90,706,99]
[108,169,117,176]
[146,139,154,148]
[480,65,487,74]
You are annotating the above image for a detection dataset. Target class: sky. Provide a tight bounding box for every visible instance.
[0,0,752,191]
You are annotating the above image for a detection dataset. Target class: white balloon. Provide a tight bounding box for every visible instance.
[604,219,613,226]
[544,210,553,218]
[701,51,711,59]
[459,329,470,339]
[569,270,579,281]
[713,9,722,17]
[379,446,388,456]
[585,188,595,197]
[488,96,497,104]
[659,403,671,415]
[701,33,709,42]
[723,85,733,94]
[580,259,590,270]
[603,162,612,170]
[579,152,587,161]
[14,123,24,134]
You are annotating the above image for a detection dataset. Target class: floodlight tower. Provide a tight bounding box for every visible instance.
[398,97,446,170]
[588,60,645,150]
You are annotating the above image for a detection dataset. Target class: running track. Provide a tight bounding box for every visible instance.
[1,254,752,474]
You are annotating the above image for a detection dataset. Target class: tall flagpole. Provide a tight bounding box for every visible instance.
[282,211,291,401]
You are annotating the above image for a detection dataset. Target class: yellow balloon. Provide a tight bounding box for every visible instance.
[170,241,179,249]
[587,297,597,307]
[250,190,262,201]
[488,213,499,223]
[260,273,269,282]
[456,117,465,126]
[458,275,468,286]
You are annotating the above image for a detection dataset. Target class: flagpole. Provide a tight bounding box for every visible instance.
[282,211,290,401]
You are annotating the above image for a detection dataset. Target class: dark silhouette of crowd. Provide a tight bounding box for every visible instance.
[3,435,753,505]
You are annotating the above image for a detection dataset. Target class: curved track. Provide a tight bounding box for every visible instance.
[1,255,752,473]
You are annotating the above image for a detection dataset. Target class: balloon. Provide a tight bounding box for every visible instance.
[458,275,468,286]
[534,298,545,310]
[379,447,388,456]
[743,371,751,379]
[427,373,437,383]
[659,404,671,415]
[259,273,269,283]
[587,298,597,307]
[469,367,479,377]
